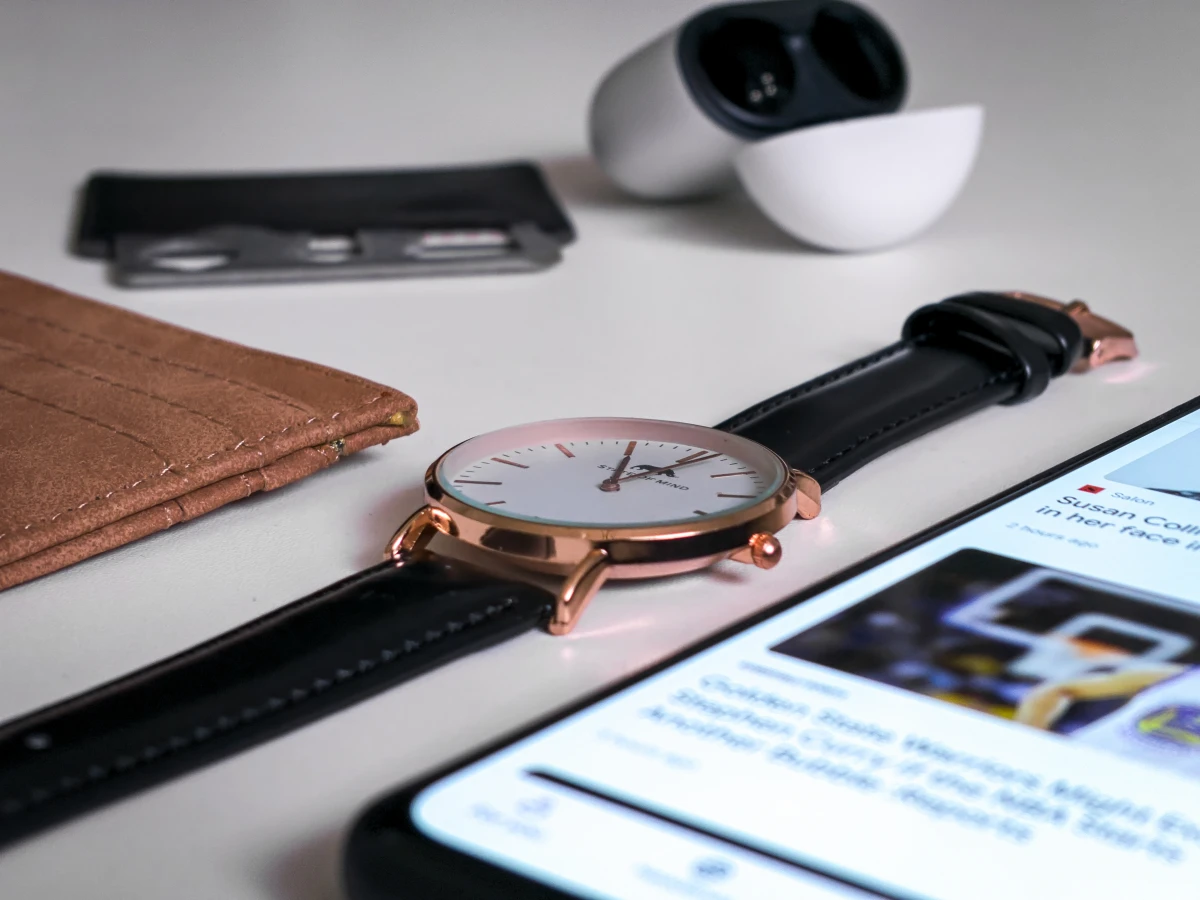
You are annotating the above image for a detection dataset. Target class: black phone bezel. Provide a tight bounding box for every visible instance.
[342,394,1200,900]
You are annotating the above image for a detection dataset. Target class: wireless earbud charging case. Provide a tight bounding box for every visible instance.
[733,104,985,252]
[588,0,909,200]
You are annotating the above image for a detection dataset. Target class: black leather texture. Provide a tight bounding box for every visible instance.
[716,292,1086,489]
[0,557,554,851]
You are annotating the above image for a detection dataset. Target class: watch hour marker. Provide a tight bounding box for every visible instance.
[454,480,502,485]
[717,493,756,499]
[485,500,507,506]
[491,457,529,468]
[693,509,709,516]
[711,471,755,478]
[555,443,575,458]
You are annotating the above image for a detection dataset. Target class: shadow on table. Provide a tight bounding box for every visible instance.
[539,154,811,256]
[266,828,345,900]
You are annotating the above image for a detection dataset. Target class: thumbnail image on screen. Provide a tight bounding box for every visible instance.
[771,549,1200,776]
[1107,426,1200,502]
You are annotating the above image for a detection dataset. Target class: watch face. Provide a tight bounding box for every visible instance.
[433,417,789,529]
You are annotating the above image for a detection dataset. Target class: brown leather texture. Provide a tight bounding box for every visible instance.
[0,271,418,590]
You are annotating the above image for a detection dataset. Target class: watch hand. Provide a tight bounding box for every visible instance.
[598,440,637,492]
[616,451,720,483]
[599,455,631,492]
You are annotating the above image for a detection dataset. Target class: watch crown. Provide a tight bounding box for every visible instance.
[745,532,782,570]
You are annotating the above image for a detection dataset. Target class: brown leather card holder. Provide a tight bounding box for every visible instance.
[0,271,417,590]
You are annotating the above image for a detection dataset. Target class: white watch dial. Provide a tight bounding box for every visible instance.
[434,417,788,528]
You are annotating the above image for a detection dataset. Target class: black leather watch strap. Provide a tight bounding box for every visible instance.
[0,557,554,850]
[717,292,1089,489]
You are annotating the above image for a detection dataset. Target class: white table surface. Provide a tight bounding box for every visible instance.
[1,0,1197,896]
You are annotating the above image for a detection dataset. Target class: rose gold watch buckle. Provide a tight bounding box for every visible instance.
[1003,291,1138,372]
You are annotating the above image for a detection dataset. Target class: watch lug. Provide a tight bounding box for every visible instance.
[548,549,612,636]
[385,505,456,563]
[792,470,822,520]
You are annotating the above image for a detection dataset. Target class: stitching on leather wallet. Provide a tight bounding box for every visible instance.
[165,499,187,527]
[122,307,388,392]
[0,306,314,415]
[0,597,520,820]
[0,394,387,542]
[0,338,242,436]
[809,369,1019,475]
[0,383,171,465]
[719,339,919,432]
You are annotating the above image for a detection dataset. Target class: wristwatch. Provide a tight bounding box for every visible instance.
[0,290,1137,848]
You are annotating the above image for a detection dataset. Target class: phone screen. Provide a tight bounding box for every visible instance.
[410,406,1200,899]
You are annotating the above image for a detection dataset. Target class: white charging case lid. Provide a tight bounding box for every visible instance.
[733,104,984,252]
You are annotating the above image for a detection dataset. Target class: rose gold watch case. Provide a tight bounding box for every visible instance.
[421,420,812,581]
[386,417,821,634]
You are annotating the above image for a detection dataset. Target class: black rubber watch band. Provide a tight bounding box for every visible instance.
[716,292,1087,489]
[0,557,554,850]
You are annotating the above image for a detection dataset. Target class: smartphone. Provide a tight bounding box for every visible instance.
[344,396,1200,900]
